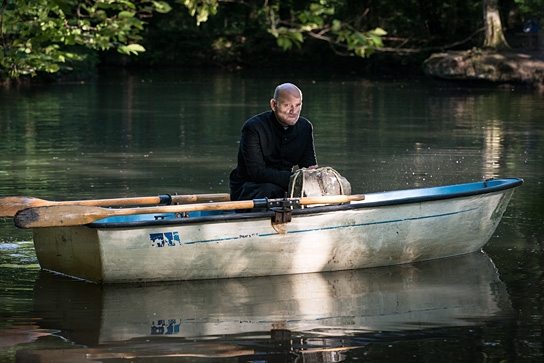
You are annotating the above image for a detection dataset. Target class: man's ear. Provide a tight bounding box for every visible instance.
[269,98,276,111]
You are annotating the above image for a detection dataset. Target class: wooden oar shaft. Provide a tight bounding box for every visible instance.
[14,194,365,229]
[298,195,361,205]
[0,193,230,218]
[171,193,230,203]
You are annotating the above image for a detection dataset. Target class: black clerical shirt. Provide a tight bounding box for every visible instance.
[229,110,317,200]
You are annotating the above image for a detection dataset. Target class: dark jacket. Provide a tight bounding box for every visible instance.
[230,111,317,198]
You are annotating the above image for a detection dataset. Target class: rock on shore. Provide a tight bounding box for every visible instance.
[422,49,544,88]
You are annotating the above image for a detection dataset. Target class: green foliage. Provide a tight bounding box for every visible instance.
[134,0,492,68]
[176,0,386,58]
[362,0,482,48]
[3,0,537,80]
[178,0,218,25]
[514,0,544,15]
[266,1,386,58]
[0,0,172,80]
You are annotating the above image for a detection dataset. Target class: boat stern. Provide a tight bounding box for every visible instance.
[32,226,104,282]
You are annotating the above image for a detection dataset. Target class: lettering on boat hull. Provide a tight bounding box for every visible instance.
[151,319,180,335]
[150,232,181,247]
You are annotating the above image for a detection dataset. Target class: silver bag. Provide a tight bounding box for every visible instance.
[288,167,351,198]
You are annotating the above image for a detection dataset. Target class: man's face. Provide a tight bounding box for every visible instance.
[271,92,302,127]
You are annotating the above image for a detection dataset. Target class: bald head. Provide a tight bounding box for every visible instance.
[273,83,302,101]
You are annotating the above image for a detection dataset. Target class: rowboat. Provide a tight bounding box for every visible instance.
[21,177,522,283]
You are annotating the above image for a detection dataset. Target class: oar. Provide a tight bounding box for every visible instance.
[0,193,230,218]
[14,194,365,228]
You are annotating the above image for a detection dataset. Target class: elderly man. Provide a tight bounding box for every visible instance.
[229,83,318,202]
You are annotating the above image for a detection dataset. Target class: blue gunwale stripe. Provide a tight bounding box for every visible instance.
[93,178,522,229]
[180,207,477,245]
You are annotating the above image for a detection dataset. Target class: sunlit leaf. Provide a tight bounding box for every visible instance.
[118,43,146,55]
[369,27,388,36]
[292,32,304,44]
[353,32,368,46]
[277,37,292,50]
[367,33,384,48]
[118,11,136,19]
[45,63,60,72]
[331,19,342,32]
[153,1,172,13]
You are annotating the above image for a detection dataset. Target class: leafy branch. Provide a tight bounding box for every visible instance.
[181,0,386,58]
[0,0,171,79]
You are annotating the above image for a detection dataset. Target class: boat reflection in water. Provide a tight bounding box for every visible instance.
[20,252,512,362]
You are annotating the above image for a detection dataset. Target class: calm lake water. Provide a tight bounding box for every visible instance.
[0,69,543,362]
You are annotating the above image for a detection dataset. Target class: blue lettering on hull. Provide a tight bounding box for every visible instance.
[150,232,181,247]
[151,319,180,335]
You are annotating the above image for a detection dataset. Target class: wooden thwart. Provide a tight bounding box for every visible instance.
[0,193,230,218]
[14,194,365,228]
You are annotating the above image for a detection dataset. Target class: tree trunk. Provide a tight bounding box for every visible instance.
[482,0,510,49]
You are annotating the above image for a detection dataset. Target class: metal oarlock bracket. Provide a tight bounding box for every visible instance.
[269,194,300,224]
[273,207,292,223]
